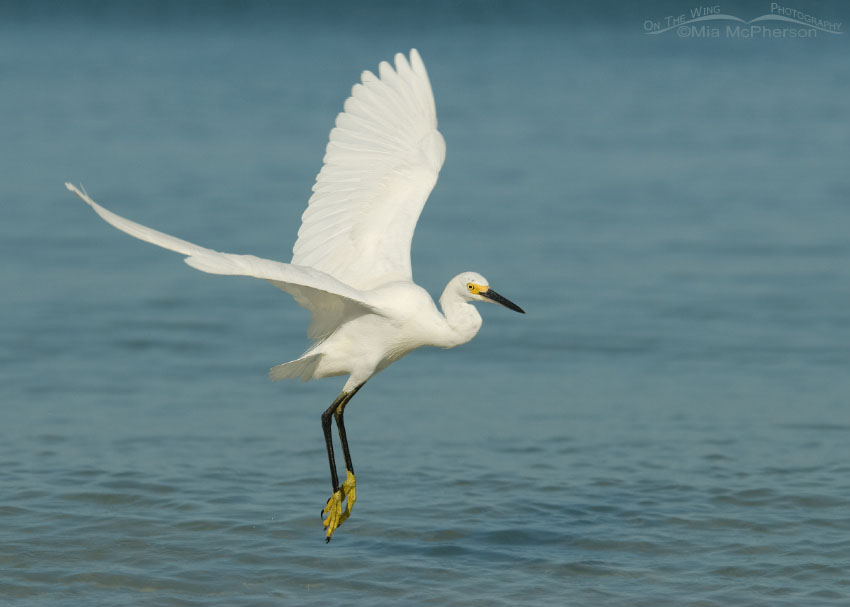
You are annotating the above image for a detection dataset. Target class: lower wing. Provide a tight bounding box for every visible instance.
[65,183,379,326]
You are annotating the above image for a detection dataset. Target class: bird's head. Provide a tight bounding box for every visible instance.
[452,272,525,313]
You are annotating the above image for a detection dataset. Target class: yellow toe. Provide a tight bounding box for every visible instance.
[321,472,357,542]
[341,470,357,519]
[322,489,344,541]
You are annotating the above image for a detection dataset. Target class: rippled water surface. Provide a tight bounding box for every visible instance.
[3,3,850,605]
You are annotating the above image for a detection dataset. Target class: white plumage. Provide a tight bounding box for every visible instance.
[293,50,445,290]
[66,49,523,541]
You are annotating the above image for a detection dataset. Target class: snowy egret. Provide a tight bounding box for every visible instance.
[65,49,524,541]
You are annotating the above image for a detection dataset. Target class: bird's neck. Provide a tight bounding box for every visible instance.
[437,290,483,349]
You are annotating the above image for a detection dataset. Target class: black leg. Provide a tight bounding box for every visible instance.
[321,384,366,542]
[334,383,364,474]
[321,393,347,493]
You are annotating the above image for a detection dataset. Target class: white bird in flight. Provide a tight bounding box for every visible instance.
[66,49,524,542]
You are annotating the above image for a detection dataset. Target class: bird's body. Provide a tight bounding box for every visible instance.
[66,49,523,541]
[273,276,486,390]
[298,282,442,387]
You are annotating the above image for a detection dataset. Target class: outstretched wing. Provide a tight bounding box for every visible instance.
[291,49,445,290]
[66,183,378,339]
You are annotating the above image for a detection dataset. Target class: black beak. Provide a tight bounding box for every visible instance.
[481,288,525,314]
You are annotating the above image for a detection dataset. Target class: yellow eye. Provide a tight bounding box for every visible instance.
[467,283,474,291]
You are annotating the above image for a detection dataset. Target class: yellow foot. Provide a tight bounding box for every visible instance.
[321,470,356,542]
[322,489,344,542]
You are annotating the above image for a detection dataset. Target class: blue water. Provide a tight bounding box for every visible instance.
[2,3,850,605]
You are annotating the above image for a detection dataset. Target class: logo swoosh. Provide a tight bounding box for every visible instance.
[647,13,843,35]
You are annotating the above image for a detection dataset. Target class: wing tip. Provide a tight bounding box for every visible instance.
[408,48,426,76]
[65,181,84,198]
[65,181,96,208]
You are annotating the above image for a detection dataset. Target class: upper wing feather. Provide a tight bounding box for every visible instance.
[291,49,445,290]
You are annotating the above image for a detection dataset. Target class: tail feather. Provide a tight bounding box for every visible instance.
[269,353,323,382]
